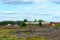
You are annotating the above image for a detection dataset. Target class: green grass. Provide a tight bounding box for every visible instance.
[0,29,48,40]
[0,35,19,40]
[0,29,19,40]
[26,38,48,40]
[0,29,16,35]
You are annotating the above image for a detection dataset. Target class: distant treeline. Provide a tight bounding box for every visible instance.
[0,19,45,26]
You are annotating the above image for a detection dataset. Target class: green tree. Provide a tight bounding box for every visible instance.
[23,19,28,22]
[38,19,45,26]
[0,21,7,26]
[38,19,45,22]
[17,21,23,26]
[34,20,37,22]
[0,21,16,26]
[39,22,42,26]
[21,22,26,26]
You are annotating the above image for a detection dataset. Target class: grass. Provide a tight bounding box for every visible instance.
[0,29,19,40]
[26,38,48,40]
[0,29,16,35]
[0,35,19,40]
[0,29,48,40]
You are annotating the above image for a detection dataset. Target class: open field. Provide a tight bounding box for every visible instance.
[0,26,60,40]
[0,29,48,40]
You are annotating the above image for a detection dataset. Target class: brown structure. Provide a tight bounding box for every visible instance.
[50,22,60,27]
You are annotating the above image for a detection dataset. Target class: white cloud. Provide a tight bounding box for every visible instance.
[23,7,33,10]
[33,0,46,3]
[2,11,13,13]
[51,0,60,4]
[51,0,60,2]
[0,11,30,15]
[36,5,48,9]
[0,10,50,15]
[1,11,23,14]
[51,11,60,16]
[1,0,33,4]
[0,0,47,5]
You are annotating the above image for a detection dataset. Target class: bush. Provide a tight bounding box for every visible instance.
[54,23,60,29]
[21,22,26,26]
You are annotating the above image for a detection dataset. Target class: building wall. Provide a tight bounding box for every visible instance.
[25,22,39,26]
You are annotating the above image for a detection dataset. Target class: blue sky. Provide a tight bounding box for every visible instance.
[0,0,60,22]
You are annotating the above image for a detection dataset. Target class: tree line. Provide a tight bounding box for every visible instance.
[0,19,45,26]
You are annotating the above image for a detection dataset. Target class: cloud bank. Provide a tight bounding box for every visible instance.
[51,0,60,4]
[0,0,46,5]
[0,0,33,5]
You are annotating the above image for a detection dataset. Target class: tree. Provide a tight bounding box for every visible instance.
[0,21,8,26]
[23,19,28,22]
[17,21,22,26]
[38,19,45,22]
[0,21,16,26]
[21,22,26,26]
[38,19,45,26]
[34,20,37,22]
[21,19,28,27]
[39,22,42,26]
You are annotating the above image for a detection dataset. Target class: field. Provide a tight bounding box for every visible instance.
[0,29,48,40]
[0,26,60,40]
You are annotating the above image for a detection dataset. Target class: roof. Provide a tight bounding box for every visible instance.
[51,22,59,24]
[42,22,50,24]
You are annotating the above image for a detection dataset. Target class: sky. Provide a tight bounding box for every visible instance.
[0,0,60,22]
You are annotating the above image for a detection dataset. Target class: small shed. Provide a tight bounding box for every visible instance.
[7,24,12,26]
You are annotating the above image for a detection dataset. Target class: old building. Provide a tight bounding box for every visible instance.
[25,22,39,26]
[41,22,51,27]
[50,22,60,27]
